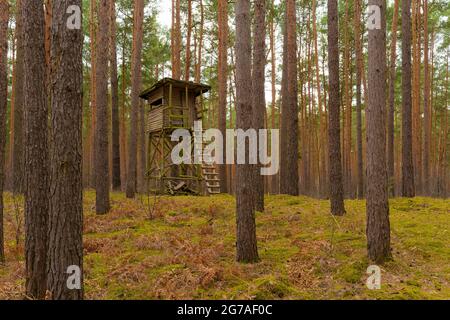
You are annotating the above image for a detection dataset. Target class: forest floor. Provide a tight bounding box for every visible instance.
[0,191,449,300]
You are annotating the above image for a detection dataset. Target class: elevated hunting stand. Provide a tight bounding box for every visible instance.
[140,78,220,195]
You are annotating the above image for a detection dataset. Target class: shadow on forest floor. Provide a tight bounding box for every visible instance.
[0,191,449,299]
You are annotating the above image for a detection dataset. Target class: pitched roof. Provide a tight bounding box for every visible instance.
[139,77,211,99]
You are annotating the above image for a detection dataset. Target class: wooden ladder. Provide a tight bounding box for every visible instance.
[201,163,221,195]
[193,129,221,195]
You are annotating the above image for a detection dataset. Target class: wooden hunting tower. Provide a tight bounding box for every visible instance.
[139,78,220,195]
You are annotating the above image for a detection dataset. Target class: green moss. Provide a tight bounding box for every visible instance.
[405,279,421,287]
[286,199,302,206]
[2,191,449,300]
[337,260,366,284]
[252,276,297,299]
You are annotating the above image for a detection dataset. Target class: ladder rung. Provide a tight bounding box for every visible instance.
[206,184,220,188]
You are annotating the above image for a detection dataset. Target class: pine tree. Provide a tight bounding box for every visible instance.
[401,0,415,197]
[126,0,144,198]
[48,0,84,299]
[280,0,299,196]
[110,0,121,191]
[327,0,346,215]
[387,0,399,196]
[23,0,49,299]
[366,0,391,263]
[95,0,110,214]
[0,0,8,264]
[252,0,266,211]
[235,0,259,263]
[12,0,24,194]
[218,0,228,193]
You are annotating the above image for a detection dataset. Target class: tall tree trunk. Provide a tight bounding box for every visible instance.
[366,0,391,263]
[312,0,325,198]
[48,0,84,299]
[342,0,352,197]
[280,0,299,195]
[23,0,49,299]
[184,0,192,81]
[412,0,422,193]
[195,0,204,83]
[252,0,266,211]
[422,0,430,195]
[387,0,399,197]
[120,44,127,190]
[401,0,415,197]
[354,0,364,199]
[138,99,145,192]
[95,0,110,214]
[321,42,329,197]
[172,0,181,79]
[0,0,8,264]
[7,28,15,190]
[12,0,24,194]
[171,0,174,76]
[218,0,228,193]
[440,56,448,198]
[110,0,121,191]
[235,0,259,263]
[269,0,278,194]
[89,0,97,188]
[327,0,346,215]
[126,0,144,198]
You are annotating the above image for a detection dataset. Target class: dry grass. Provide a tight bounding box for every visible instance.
[0,191,449,300]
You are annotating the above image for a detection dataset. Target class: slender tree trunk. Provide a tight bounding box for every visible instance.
[327,0,346,215]
[342,0,352,197]
[218,0,228,193]
[387,0,399,197]
[280,0,299,195]
[252,0,265,211]
[126,0,144,198]
[48,0,84,299]
[354,0,364,199]
[7,29,15,190]
[422,0,430,195]
[120,45,127,190]
[110,0,121,191]
[195,0,204,83]
[235,0,259,263]
[0,0,8,264]
[12,0,24,194]
[171,0,174,76]
[172,0,181,79]
[138,99,145,192]
[366,0,391,264]
[184,0,192,81]
[401,0,415,197]
[412,0,422,193]
[269,0,278,194]
[95,0,110,214]
[89,0,97,188]
[23,0,49,298]
[312,0,325,198]
[321,43,329,196]
[441,55,448,198]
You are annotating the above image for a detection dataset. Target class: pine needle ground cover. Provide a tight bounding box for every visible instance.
[0,191,448,300]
